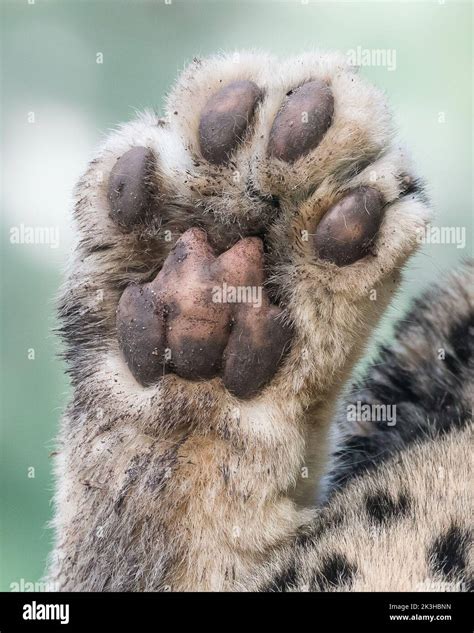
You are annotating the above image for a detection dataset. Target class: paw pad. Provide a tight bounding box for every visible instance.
[268,79,334,163]
[116,228,292,398]
[312,187,384,266]
[102,54,423,398]
[108,147,157,228]
[198,80,263,165]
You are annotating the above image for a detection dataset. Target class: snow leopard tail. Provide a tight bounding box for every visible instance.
[326,258,473,495]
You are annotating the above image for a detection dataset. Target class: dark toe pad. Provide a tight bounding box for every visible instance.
[198,80,263,165]
[108,147,157,228]
[312,187,385,266]
[268,80,334,163]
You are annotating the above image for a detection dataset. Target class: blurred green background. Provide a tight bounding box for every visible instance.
[1,0,472,590]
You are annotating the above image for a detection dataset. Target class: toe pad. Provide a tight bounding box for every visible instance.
[198,80,263,165]
[108,147,157,228]
[312,187,384,266]
[268,80,334,163]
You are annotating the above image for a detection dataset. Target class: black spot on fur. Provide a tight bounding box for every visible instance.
[365,490,411,525]
[311,554,357,591]
[428,524,471,584]
[261,562,298,592]
[448,314,474,367]
[325,262,474,498]
[295,513,344,548]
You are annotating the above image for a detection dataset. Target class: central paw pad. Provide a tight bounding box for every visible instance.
[116,228,292,398]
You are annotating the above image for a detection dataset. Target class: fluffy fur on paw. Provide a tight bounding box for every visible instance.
[48,51,431,591]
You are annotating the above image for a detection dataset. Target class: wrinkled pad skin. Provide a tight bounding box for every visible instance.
[117,228,292,398]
